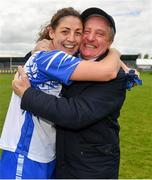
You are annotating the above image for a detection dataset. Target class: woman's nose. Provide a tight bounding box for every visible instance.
[67,33,75,42]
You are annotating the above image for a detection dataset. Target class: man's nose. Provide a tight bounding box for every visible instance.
[86,32,95,41]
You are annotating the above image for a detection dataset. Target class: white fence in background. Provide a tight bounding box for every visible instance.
[136,59,152,70]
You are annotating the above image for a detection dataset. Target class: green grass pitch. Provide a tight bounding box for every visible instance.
[0,72,152,178]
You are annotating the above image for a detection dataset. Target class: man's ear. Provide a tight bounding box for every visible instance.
[108,40,113,49]
[49,27,55,40]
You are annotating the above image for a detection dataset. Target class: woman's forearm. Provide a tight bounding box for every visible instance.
[70,48,121,81]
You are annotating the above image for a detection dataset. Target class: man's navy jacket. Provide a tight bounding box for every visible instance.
[22,51,127,179]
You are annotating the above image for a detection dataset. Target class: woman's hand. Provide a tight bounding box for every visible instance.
[32,39,54,54]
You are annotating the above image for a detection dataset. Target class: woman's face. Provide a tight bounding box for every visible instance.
[49,16,83,55]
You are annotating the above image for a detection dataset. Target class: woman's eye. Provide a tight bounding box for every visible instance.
[62,31,68,34]
[76,32,82,36]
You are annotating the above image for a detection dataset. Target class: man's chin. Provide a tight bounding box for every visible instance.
[81,53,95,60]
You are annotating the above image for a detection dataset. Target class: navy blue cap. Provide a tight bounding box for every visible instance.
[81,7,116,34]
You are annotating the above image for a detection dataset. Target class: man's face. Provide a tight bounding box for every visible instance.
[80,16,112,60]
[49,16,83,55]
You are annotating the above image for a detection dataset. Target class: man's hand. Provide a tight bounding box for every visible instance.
[32,39,54,54]
[12,66,31,97]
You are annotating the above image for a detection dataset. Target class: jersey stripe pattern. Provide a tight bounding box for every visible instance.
[0,50,80,163]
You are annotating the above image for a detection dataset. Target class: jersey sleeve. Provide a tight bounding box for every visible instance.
[24,50,81,85]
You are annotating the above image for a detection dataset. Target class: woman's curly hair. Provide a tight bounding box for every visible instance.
[37,7,82,42]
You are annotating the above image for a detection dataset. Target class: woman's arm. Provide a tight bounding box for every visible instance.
[32,40,121,82]
[120,60,130,73]
[120,60,140,76]
[70,48,121,81]
[33,39,132,77]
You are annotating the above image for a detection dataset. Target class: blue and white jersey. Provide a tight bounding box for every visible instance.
[0,50,80,163]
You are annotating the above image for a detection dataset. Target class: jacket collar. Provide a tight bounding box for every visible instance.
[95,49,109,62]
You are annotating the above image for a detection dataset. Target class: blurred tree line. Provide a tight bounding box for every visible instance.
[138,53,152,59]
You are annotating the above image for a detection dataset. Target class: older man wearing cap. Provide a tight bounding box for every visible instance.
[12,7,127,179]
